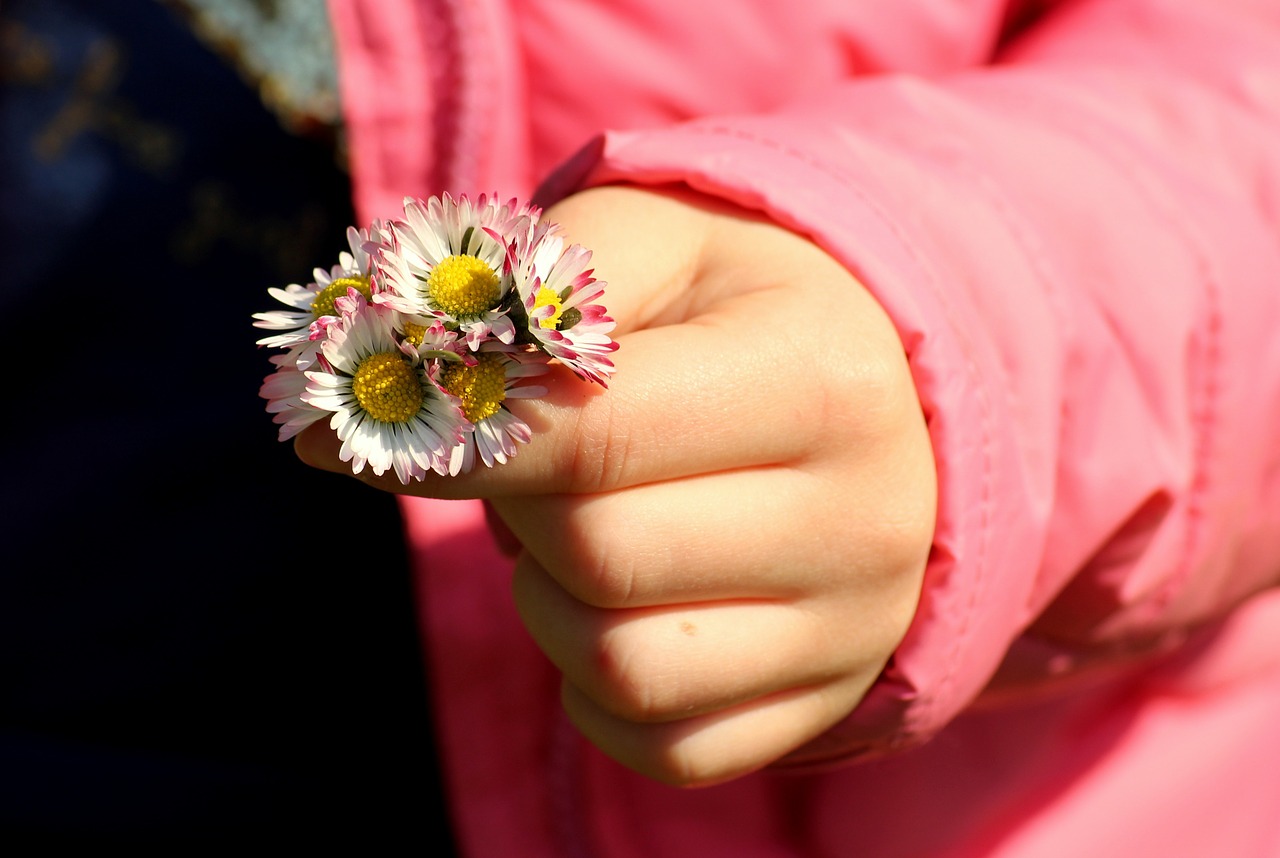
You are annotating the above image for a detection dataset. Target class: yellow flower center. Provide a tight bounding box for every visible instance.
[311,275,372,318]
[351,351,424,423]
[439,353,507,423]
[402,322,428,345]
[532,286,566,330]
[427,255,501,318]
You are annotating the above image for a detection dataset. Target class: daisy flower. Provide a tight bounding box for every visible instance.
[259,353,329,441]
[507,220,618,386]
[378,193,537,349]
[253,223,387,367]
[253,192,618,483]
[302,298,470,482]
[393,310,469,363]
[435,344,549,474]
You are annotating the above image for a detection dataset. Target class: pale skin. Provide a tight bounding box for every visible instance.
[295,184,938,787]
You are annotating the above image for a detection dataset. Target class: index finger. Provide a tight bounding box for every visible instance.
[296,288,834,497]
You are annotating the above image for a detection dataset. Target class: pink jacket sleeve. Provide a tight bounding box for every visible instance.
[539,0,1280,763]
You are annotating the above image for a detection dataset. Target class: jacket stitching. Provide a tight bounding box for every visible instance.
[981,81,1222,627]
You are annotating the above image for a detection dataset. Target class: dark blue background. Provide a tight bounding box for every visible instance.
[1,0,451,847]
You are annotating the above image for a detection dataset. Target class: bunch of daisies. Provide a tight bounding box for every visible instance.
[254,193,617,483]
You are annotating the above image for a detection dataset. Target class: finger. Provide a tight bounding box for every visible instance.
[300,319,798,490]
[295,422,350,476]
[559,673,868,787]
[316,281,901,496]
[483,499,522,557]
[490,423,936,613]
[496,469,825,607]
[510,553,887,725]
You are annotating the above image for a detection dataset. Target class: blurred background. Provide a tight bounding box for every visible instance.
[1,0,450,846]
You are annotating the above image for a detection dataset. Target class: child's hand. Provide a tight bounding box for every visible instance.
[296,185,937,786]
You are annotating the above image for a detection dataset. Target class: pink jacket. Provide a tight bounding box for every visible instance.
[329,0,1280,854]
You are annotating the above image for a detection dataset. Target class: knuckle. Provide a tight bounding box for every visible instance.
[861,506,935,645]
[645,745,708,788]
[874,500,936,571]
[802,351,910,457]
[644,735,752,789]
[590,628,672,723]
[558,506,641,609]
[845,353,912,437]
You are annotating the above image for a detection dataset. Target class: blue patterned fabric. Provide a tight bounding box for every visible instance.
[0,0,451,847]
